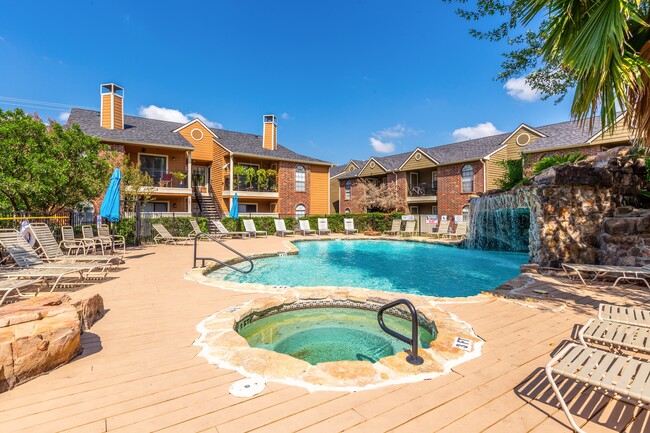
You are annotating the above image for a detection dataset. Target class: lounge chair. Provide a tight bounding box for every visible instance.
[598,303,650,327]
[545,343,650,433]
[210,220,250,239]
[577,303,650,354]
[98,224,126,254]
[384,219,402,236]
[430,220,450,238]
[274,219,294,237]
[152,223,194,244]
[82,225,111,255]
[243,219,267,238]
[188,219,204,237]
[561,263,650,288]
[344,218,358,235]
[448,222,468,239]
[0,278,43,306]
[29,223,121,267]
[317,218,331,235]
[400,220,416,237]
[60,226,94,255]
[298,220,316,236]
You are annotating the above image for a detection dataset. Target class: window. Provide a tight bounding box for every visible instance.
[295,204,306,217]
[139,154,167,184]
[461,165,474,192]
[344,208,350,214]
[238,203,257,213]
[410,206,419,215]
[462,206,470,222]
[345,180,351,200]
[295,165,306,192]
[432,205,438,216]
[432,171,438,191]
[409,172,419,187]
[142,202,168,213]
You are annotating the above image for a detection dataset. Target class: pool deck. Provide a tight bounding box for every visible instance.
[1,234,649,433]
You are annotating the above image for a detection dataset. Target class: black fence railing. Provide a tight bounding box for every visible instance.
[223,177,278,192]
[408,184,438,197]
[141,169,189,188]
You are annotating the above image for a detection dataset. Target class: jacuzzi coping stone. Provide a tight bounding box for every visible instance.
[194,288,483,392]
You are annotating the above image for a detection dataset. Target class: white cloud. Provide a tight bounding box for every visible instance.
[281,112,291,120]
[369,137,395,153]
[452,122,504,141]
[57,111,70,123]
[138,105,222,128]
[504,77,541,102]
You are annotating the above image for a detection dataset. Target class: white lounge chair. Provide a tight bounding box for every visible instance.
[546,343,650,433]
[317,218,331,235]
[0,278,43,306]
[98,224,126,254]
[562,263,650,288]
[598,303,650,327]
[298,220,316,235]
[400,220,416,237]
[384,219,401,235]
[578,303,650,354]
[448,222,468,239]
[29,223,121,267]
[152,223,193,245]
[274,219,294,237]
[188,219,204,237]
[243,219,267,238]
[82,225,111,255]
[344,218,358,235]
[431,220,450,238]
[210,220,250,239]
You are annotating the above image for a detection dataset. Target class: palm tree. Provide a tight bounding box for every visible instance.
[518,0,650,139]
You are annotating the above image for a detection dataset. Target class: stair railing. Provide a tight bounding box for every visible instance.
[192,232,254,273]
[377,299,424,365]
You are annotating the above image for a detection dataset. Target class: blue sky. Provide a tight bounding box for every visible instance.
[0,1,573,165]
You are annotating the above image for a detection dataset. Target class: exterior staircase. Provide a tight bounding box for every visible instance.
[193,186,221,234]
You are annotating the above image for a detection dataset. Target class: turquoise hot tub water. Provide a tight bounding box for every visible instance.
[211,240,528,297]
[238,307,435,365]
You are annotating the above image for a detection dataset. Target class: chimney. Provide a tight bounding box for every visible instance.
[100,83,124,130]
[262,114,277,150]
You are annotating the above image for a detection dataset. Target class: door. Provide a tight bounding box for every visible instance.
[409,172,419,187]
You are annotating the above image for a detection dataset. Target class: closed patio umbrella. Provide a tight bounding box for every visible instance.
[99,168,122,251]
[230,193,239,219]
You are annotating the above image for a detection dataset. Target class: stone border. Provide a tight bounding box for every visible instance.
[193,287,483,392]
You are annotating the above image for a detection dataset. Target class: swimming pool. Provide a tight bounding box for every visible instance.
[210,240,528,297]
[238,307,435,365]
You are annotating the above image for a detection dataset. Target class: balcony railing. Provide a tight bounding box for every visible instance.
[141,169,189,188]
[224,177,277,193]
[408,184,437,197]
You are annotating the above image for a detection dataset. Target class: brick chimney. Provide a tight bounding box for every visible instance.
[262,114,277,150]
[100,83,124,130]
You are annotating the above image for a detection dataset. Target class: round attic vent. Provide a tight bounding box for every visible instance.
[414,152,422,161]
[516,133,530,146]
[369,161,376,169]
[190,128,204,141]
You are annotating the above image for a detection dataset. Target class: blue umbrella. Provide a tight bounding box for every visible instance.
[100,168,122,223]
[230,193,239,219]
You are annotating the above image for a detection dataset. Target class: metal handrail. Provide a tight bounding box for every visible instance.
[192,232,254,273]
[377,299,424,365]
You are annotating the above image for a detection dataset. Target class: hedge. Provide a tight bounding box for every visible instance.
[114,216,208,245]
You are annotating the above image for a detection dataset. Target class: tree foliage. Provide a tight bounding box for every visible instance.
[531,152,586,175]
[446,0,650,139]
[495,158,526,190]
[0,108,112,214]
[119,157,155,212]
[356,179,404,213]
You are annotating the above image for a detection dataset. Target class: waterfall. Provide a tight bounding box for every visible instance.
[464,188,540,256]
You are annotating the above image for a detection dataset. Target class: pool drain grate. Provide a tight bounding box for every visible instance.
[229,379,265,397]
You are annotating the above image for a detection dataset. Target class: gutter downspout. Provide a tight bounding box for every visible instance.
[481,159,487,192]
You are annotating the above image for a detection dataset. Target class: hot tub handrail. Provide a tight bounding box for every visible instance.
[193,232,254,274]
[377,299,424,365]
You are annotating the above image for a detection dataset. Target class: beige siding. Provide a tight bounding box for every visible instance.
[329,177,340,213]
[590,119,634,145]
[358,160,386,177]
[505,126,542,160]
[177,122,214,162]
[486,146,508,190]
[310,165,330,215]
[401,152,436,171]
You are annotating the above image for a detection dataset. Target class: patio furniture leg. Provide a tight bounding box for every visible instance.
[545,363,587,433]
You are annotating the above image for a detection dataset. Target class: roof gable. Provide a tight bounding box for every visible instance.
[399,148,439,171]
[358,157,388,176]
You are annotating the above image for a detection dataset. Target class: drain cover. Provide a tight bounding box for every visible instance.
[229,379,265,397]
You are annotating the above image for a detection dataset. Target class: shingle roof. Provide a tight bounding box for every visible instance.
[68,109,332,165]
[521,118,600,153]
[423,133,511,164]
[338,168,363,180]
[330,159,367,177]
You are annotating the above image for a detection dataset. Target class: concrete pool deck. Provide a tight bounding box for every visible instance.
[1,235,649,432]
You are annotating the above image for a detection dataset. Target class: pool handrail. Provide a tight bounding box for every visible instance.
[192,232,254,273]
[377,299,424,365]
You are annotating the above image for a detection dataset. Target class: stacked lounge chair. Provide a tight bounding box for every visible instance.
[82,225,112,254]
[562,263,650,288]
[152,223,194,245]
[343,218,358,235]
[243,219,267,238]
[317,218,331,235]
[60,226,94,255]
[274,219,294,237]
[98,224,126,254]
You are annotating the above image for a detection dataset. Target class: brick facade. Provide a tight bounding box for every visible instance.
[278,161,310,215]
[339,178,366,213]
[437,161,484,221]
[523,145,602,176]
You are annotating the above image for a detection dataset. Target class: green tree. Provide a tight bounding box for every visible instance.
[447,0,650,139]
[0,108,112,214]
[531,152,586,175]
[495,158,526,190]
[120,157,155,212]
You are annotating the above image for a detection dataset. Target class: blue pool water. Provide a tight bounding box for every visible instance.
[211,240,528,297]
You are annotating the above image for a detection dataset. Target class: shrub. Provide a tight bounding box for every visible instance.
[532,152,586,175]
[114,216,208,245]
[495,158,527,190]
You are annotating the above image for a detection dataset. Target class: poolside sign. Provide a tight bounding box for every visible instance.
[402,215,415,221]
[425,215,438,225]
[453,337,472,351]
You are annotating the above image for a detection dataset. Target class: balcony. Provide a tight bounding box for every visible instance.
[223,177,279,199]
[141,170,191,195]
[407,184,437,203]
